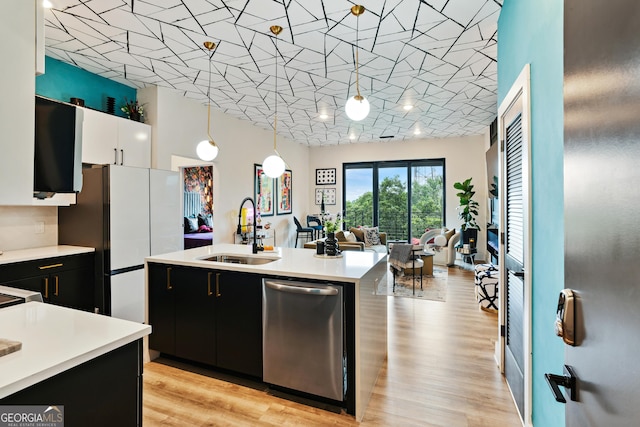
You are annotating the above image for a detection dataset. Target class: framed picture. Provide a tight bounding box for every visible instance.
[315,188,336,205]
[254,164,274,217]
[277,169,293,215]
[316,168,336,185]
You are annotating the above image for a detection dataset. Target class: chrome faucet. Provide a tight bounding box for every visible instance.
[237,196,263,254]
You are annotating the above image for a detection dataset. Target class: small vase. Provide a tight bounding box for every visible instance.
[128,111,141,122]
[325,232,339,256]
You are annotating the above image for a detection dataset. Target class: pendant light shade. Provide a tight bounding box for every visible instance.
[345,95,370,121]
[345,5,369,122]
[196,139,219,161]
[263,154,286,178]
[262,25,286,178]
[197,41,219,161]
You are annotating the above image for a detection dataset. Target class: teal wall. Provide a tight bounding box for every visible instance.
[498,1,565,426]
[36,56,135,118]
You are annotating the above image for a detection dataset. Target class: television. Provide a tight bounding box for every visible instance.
[34,96,83,198]
[485,141,499,199]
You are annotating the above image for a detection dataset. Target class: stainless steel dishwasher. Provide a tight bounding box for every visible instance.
[262,279,345,401]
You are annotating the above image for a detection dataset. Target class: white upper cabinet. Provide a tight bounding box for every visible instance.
[117,118,151,168]
[82,108,151,168]
[0,1,36,205]
[82,108,119,165]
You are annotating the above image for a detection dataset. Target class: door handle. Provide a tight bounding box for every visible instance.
[120,149,124,165]
[513,270,525,278]
[44,277,49,299]
[166,267,173,290]
[114,148,118,165]
[215,273,221,297]
[38,263,63,270]
[207,272,213,296]
[54,275,59,297]
[265,280,339,296]
[545,365,577,403]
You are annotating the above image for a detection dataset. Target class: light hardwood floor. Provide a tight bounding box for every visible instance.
[143,267,521,426]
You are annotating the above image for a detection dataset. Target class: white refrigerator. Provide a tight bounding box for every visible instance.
[59,165,182,323]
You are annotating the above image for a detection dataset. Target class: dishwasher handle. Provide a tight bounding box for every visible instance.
[265,280,338,296]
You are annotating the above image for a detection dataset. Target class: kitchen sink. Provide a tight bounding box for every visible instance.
[201,255,278,265]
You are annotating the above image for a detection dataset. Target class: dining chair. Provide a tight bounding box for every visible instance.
[293,216,315,248]
[306,215,323,240]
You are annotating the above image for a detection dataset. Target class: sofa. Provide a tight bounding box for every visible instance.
[419,228,460,266]
[303,227,388,254]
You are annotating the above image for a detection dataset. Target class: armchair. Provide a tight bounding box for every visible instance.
[419,228,461,266]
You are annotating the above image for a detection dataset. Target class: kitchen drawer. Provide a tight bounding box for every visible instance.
[0,253,93,283]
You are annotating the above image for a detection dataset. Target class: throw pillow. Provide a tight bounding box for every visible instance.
[349,227,365,242]
[335,231,348,242]
[364,227,381,247]
[198,224,212,233]
[197,213,212,227]
[433,235,447,247]
[184,217,198,233]
[444,228,456,243]
[345,231,357,242]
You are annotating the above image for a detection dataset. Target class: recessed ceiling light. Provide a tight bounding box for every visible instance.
[319,113,328,120]
[42,0,53,8]
[414,129,421,135]
[403,105,413,111]
[349,134,356,140]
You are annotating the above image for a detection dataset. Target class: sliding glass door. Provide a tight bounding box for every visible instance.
[378,165,408,241]
[343,160,444,242]
[344,166,374,228]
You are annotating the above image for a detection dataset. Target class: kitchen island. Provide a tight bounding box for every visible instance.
[0,302,151,426]
[145,243,388,421]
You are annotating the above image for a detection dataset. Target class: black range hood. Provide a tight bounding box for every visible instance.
[34,96,84,199]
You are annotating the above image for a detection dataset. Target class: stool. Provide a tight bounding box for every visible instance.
[474,264,499,311]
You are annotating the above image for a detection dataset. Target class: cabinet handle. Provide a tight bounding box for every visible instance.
[44,277,49,299]
[166,267,173,290]
[38,263,63,270]
[215,273,221,297]
[54,275,59,296]
[120,149,124,165]
[207,272,213,296]
[114,148,118,165]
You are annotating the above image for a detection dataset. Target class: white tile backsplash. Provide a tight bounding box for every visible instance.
[0,206,57,251]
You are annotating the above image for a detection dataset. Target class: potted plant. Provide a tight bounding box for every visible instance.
[453,177,480,247]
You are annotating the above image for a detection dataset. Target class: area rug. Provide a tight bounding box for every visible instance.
[377,266,448,301]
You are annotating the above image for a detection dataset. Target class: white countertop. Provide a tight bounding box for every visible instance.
[146,244,387,282]
[0,302,151,399]
[0,245,94,266]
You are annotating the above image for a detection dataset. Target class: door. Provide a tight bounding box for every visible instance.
[109,165,150,271]
[148,263,175,354]
[49,267,94,311]
[149,169,182,255]
[216,271,262,377]
[117,118,151,168]
[81,108,118,165]
[498,65,531,422]
[174,267,216,365]
[110,269,145,323]
[564,1,640,425]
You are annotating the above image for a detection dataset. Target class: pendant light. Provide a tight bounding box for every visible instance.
[345,5,370,122]
[262,25,286,178]
[196,41,220,161]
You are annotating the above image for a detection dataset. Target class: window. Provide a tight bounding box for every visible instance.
[343,160,445,242]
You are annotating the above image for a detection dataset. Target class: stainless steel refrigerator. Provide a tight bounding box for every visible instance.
[59,164,181,322]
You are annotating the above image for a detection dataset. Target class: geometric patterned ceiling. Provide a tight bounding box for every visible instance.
[44,0,502,146]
